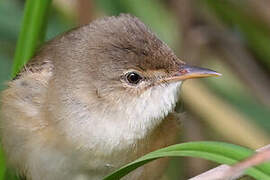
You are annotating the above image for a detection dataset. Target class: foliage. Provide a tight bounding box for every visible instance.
[105,141,270,180]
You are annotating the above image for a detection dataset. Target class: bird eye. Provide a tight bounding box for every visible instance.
[126,72,142,84]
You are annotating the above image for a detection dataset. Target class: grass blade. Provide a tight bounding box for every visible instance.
[11,0,52,78]
[104,141,270,180]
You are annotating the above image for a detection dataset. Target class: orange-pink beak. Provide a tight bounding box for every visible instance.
[165,64,221,82]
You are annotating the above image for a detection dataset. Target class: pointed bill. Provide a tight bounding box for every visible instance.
[165,64,222,82]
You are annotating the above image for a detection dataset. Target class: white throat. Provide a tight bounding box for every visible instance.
[125,82,182,135]
[61,82,182,151]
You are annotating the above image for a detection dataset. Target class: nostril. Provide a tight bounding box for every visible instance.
[179,69,188,74]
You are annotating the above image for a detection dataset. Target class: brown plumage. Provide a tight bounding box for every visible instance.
[0,14,219,180]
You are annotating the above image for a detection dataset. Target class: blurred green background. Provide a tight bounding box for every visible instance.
[0,0,270,179]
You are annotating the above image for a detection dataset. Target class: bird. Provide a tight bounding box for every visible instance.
[0,14,220,180]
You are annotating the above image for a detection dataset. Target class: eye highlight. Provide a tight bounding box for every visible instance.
[126,72,142,84]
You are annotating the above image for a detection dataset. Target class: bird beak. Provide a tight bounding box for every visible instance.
[165,64,221,82]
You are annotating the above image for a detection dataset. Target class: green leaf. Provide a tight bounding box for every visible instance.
[11,0,52,78]
[0,148,5,180]
[104,141,270,180]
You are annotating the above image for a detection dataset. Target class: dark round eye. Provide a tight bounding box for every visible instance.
[126,72,142,84]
